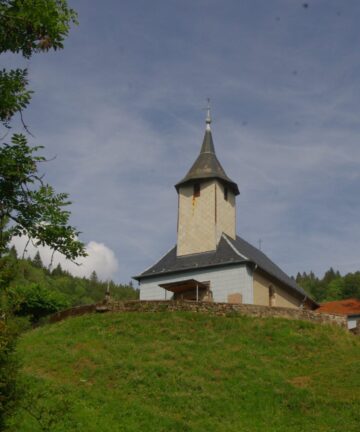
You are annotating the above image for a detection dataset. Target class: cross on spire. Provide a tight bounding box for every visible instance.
[206,98,211,130]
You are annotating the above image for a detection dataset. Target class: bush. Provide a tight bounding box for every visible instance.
[9,284,70,323]
[0,319,19,429]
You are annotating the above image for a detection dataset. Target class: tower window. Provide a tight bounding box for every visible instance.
[193,183,200,197]
[224,187,228,201]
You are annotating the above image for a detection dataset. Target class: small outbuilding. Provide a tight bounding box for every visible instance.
[316,299,360,330]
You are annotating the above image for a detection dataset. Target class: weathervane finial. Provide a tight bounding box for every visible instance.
[206,98,211,130]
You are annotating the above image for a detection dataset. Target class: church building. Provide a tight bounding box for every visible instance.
[134,109,317,310]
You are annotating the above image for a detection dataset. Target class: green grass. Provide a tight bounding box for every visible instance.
[7,312,360,431]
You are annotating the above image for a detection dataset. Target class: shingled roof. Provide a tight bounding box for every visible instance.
[316,299,360,316]
[134,233,309,301]
[175,128,240,195]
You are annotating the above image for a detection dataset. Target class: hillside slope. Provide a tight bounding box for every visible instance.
[8,312,360,431]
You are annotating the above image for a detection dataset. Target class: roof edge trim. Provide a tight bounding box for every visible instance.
[222,234,248,260]
[132,259,248,281]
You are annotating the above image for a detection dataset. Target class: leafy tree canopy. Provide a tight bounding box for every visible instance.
[0,0,85,261]
[0,135,86,260]
[296,269,360,302]
[0,0,78,126]
[0,1,80,427]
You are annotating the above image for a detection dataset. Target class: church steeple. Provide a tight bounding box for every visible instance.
[176,107,239,257]
[175,108,239,195]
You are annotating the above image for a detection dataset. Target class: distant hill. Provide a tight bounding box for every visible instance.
[7,312,360,431]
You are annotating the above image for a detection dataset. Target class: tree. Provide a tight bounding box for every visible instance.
[32,251,43,269]
[9,283,70,323]
[342,273,360,299]
[0,214,11,256]
[52,263,64,277]
[0,1,85,261]
[0,134,86,260]
[0,1,80,428]
[8,245,17,259]
[90,271,98,284]
[326,278,344,301]
[0,0,78,127]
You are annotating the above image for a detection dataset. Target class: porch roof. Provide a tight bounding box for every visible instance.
[159,279,208,294]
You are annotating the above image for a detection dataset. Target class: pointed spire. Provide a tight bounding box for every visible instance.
[175,103,239,196]
[200,125,215,154]
[200,98,215,154]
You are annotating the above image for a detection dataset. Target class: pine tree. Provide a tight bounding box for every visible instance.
[32,251,43,269]
[90,271,98,283]
[8,245,17,259]
[52,263,63,277]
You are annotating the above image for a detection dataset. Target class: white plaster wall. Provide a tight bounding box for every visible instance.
[348,317,359,330]
[215,180,236,242]
[177,181,217,256]
[139,264,253,304]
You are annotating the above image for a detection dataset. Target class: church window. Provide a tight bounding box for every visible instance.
[269,286,276,307]
[193,183,200,197]
[224,186,228,201]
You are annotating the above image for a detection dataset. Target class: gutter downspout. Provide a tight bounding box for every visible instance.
[300,295,307,310]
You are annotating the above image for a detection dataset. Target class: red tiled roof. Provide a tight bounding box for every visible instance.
[317,298,360,316]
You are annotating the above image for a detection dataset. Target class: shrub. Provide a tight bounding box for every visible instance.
[9,283,70,323]
[0,319,19,429]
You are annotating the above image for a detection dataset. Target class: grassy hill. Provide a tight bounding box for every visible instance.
[7,312,360,431]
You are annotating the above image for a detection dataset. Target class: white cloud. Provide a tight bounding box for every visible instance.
[10,237,119,281]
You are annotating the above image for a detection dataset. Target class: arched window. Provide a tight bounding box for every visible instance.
[269,286,276,307]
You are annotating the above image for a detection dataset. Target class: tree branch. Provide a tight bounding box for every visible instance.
[22,237,30,259]
[19,110,35,137]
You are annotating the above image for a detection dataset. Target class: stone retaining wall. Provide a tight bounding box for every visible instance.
[106,300,347,328]
[49,304,97,323]
[48,300,348,328]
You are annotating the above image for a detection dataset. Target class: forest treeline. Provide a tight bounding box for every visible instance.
[1,245,359,325]
[0,247,139,323]
[295,268,360,303]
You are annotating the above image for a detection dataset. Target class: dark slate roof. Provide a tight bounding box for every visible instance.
[134,235,245,280]
[175,129,240,195]
[226,235,307,297]
[134,233,308,300]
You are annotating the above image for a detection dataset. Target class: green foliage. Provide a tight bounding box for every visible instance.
[0,0,84,261]
[296,268,360,302]
[0,215,12,258]
[11,379,77,432]
[6,313,360,431]
[90,270,98,283]
[0,319,20,430]
[0,69,32,127]
[0,0,78,126]
[8,283,70,323]
[0,1,79,429]
[342,273,360,299]
[0,134,86,260]
[32,251,42,269]
[8,246,17,259]
[0,0,78,58]
[0,254,139,314]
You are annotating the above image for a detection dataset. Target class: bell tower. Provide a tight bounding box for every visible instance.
[175,106,239,257]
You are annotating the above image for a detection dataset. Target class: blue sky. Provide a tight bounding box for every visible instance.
[4,0,360,282]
